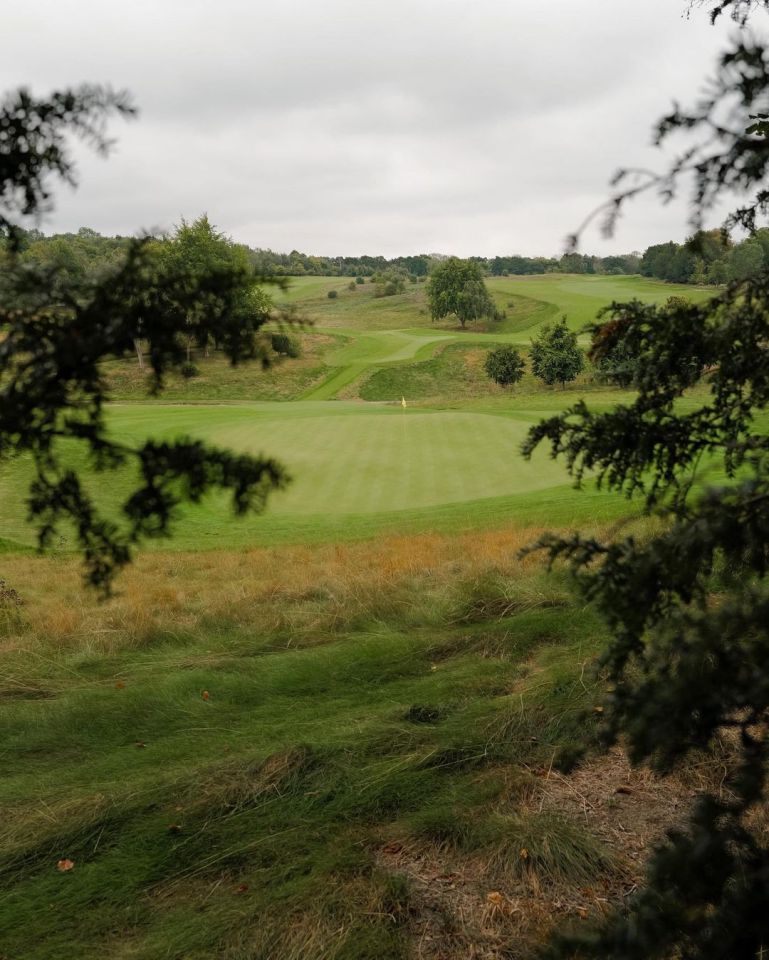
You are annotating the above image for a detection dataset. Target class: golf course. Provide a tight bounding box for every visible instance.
[0,271,722,960]
[0,273,712,553]
[7,0,769,951]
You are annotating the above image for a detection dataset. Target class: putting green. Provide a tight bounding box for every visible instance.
[210,408,564,514]
[0,401,607,551]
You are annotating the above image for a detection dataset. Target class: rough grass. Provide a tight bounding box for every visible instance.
[103,332,336,401]
[355,343,503,401]
[0,524,681,960]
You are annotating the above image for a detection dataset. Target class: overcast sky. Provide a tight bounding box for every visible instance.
[2,1,746,257]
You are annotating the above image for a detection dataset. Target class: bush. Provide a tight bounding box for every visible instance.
[484,346,525,387]
[372,269,407,297]
[530,317,584,388]
[270,333,301,358]
[355,276,365,285]
[180,361,200,379]
[327,289,338,299]
[348,281,356,291]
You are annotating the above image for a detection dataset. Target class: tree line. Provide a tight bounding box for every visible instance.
[640,227,769,284]
[6,227,646,280]
[20,225,769,286]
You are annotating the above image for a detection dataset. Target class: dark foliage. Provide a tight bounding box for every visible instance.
[270,332,300,358]
[0,86,135,251]
[568,24,769,250]
[529,317,584,388]
[484,345,525,387]
[527,5,769,955]
[0,87,290,592]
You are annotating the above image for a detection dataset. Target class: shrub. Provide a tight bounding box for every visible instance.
[530,317,584,388]
[484,346,525,387]
[355,276,365,285]
[180,361,200,379]
[327,289,338,299]
[271,333,301,358]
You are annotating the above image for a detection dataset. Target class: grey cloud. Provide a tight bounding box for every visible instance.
[2,0,742,256]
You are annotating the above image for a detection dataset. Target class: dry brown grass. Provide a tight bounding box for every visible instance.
[0,524,555,656]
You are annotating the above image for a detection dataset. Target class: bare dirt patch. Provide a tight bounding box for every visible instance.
[378,748,694,960]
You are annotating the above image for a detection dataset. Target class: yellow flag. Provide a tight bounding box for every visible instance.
[401,396,407,409]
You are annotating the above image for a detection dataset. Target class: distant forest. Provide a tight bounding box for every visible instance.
[6,225,768,285]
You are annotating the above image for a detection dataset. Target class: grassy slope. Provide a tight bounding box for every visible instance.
[103,332,337,402]
[279,274,717,399]
[94,275,718,405]
[354,342,602,403]
[282,274,714,336]
[0,530,623,960]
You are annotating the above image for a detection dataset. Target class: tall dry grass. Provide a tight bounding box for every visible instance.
[0,525,559,656]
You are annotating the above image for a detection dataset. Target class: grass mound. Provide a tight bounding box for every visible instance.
[356,343,502,401]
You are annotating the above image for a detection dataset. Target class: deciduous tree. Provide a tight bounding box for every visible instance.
[427,257,494,328]
[484,345,525,387]
[529,317,584,388]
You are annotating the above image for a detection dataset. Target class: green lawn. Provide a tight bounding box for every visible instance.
[0,398,634,552]
[486,274,716,333]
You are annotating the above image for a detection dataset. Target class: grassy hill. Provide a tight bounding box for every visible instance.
[278,273,714,336]
[97,273,716,407]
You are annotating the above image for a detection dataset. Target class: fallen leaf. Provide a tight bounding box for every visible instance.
[115,681,126,690]
[135,741,145,749]
[593,706,604,714]
[486,891,504,906]
[167,823,182,834]
[235,883,249,894]
[57,859,74,872]
[520,848,529,860]
[201,690,210,701]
